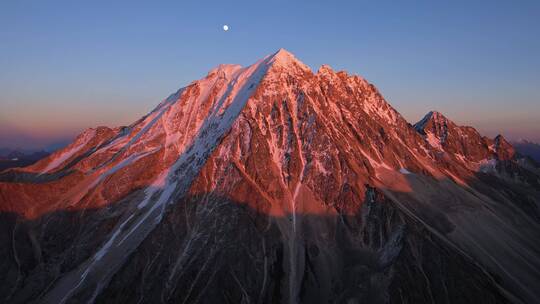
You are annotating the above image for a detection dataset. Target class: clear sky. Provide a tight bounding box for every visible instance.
[1,0,539,149]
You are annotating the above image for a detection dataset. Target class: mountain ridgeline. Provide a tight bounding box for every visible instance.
[1,49,539,304]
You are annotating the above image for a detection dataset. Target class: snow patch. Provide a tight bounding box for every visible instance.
[41,129,96,173]
[399,168,412,175]
[426,132,443,150]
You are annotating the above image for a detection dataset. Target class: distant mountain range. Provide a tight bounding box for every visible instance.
[512,139,540,163]
[0,148,49,171]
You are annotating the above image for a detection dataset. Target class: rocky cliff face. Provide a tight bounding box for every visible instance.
[1,49,539,304]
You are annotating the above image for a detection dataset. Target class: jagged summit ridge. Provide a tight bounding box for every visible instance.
[414,110,449,132]
[206,49,359,84]
[414,110,518,163]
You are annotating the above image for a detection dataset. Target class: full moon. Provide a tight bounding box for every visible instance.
[223,25,229,31]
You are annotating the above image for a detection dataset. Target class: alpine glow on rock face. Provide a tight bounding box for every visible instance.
[1,49,539,304]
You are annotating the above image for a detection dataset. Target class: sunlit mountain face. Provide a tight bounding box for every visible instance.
[1,50,539,304]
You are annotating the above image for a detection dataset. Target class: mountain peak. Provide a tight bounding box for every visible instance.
[266,48,311,72]
[414,111,456,150]
[428,110,443,117]
[494,134,512,150]
[274,47,294,57]
[271,48,296,61]
[426,110,449,122]
[494,134,516,160]
[414,110,452,133]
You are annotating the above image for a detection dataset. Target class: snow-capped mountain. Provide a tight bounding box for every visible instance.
[1,49,539,304]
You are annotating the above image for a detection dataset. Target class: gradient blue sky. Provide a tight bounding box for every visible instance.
[1,0,539,149]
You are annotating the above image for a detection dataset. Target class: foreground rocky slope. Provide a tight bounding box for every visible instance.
[1,49,539,304]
